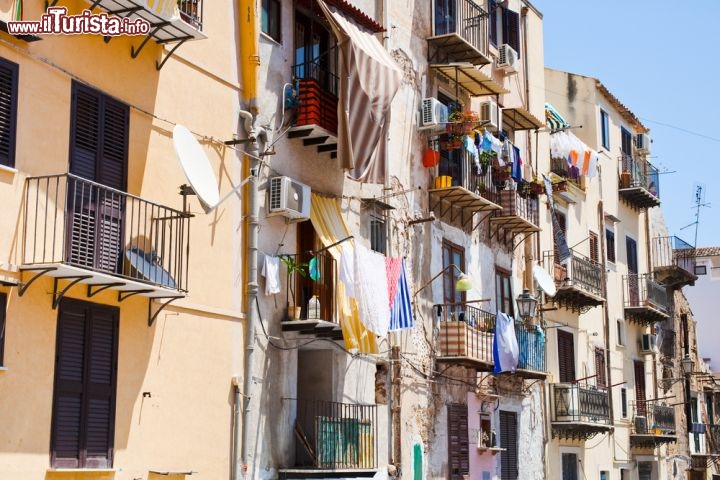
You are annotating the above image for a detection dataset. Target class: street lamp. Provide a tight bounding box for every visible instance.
[516,288,538,321]
[681,354,695,376]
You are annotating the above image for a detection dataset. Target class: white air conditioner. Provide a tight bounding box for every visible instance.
[553,383,579,421]
[635,133,651,153]
[267,176,311,220]
[497,44,519,74]
[420,97,449,130]
[640,333,657,354]
[479,100,501,131]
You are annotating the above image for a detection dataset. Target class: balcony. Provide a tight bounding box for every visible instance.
[21,174,189,322]
[50,0,205,68]
[280,251,343,341]
[550,157,585,191]
[490,188,540,239]
[630,402,677,448]
[551,383,611,440]
[436,302,494,371]
[652,236,697,288]
[284,399,377,478]
[618,154,660,209]
[690,424,720,468]
[515,322,546,379]
[542,250,604,313]
[429,153,502,229]
[623,274,670,325]
[428,0,491,66]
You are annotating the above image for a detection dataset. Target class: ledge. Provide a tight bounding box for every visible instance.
[0,164,18,175]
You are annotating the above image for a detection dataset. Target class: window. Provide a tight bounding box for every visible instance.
[620,387,628,418]
[442,240,465,305]
[0,57,18,168]
[0,292,6,366]
[589,231,599,263]
[447,404,469,479]
[50,298,119,468]
[557,330,575,383]
[600,471,609,480]
[616,319,625,346]
[637,462,652,480]
[605,228,615,263]
[495,268,513,316]
[489,1,521,56]
[369,209,387,255]
[437,92,464,187]
[561,452,578,480]
[600,109,609,150]
[499,411,518,480]
[626,236,638,273]
[261,0,280,41]
[634,360,647,418]
[294,10,335,93]
[621,127,633,156]
[594,348,606,387]
[620,468,629,480]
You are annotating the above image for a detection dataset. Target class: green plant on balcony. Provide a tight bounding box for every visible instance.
[478,150,495,175]
[280,255,308,319]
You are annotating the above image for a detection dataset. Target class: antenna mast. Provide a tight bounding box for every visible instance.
[681,184,711,247]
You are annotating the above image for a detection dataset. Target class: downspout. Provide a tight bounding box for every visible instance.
[520,6,533,290]
[237,0,260,479]
[645,205,660,402]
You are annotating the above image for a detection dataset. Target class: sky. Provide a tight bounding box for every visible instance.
[533,0,719,248]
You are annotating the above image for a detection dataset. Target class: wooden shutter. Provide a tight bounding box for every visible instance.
[68,83,128,274]
[557,330,575,383]
[51,298,119,469]
[561,453,578,480]
[626,237,638,274]
[447,404,469,479]
[503,8,520,57]
[589,232,599,263]
[499,411,517,480]
[605,229,615,263]
[594,348,606,387]
[0,292,6,365]
[634,360,647,418]
[0,57,18,167]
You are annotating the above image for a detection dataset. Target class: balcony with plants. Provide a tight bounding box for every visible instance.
[618,154,661,209]
[21,174,190,320]
[623,273,670,325]
[630,401,677,449]
[651,235,697,288]
[542,249,605,313]
[428,0,491,66]
[550,381,611,440]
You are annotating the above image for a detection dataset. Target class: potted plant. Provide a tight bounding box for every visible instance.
[280,255,307,320]
[478,150,495,176]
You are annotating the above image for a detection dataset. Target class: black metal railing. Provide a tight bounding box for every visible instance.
[552,383,610,424]
[292,46,340,97]
[544,250,604,299]
[178,0,203,30]
[632,402,675,434]
[619,154,660,198]
[496,188,539,226]
[707,424,720,455]
[516,322,545,372]
[433,0,489,58]
[294,399,377,470]
[623,273,668,314]
[652,236,696,276]
[436,302,494,364]
[23,174,189,291]
[284,251,336,322]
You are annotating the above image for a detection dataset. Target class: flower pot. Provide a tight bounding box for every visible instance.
[620,171,631,188]
[288,305,302,320]
[434,176,452,189]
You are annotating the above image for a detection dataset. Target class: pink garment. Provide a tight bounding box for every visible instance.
[385,257,402,310]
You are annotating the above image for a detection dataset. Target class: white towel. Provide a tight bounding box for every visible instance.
[354,244,390,337]
[339,246,355,298]
[260,255,281,295]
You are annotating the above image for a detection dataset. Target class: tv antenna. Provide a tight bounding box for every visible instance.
[680,183,711,247]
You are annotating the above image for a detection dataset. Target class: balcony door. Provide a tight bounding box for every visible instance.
[294,9,335,94]
[557,330,575,383]
[68,83,129,274]
[634,360,647,418]
[442,240,465,306]
[626,237,639,305]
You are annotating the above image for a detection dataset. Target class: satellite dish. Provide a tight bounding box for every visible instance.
[173,124,220,209]
[533,264,556,298]
[126,248,177,289]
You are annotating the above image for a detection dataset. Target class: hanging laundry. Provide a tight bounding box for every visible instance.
[493,312,519,374]
[260,255,281,295]
[388,259,414,331]
[308,256,321,281]
[511,145,522,183]
[355,244,390,337]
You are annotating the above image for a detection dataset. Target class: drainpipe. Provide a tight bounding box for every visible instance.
[238,0,260,479]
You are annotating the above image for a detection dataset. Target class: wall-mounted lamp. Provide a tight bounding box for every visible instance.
[681,354,695,376]
[414,264,473,298]
[516,288,538,321]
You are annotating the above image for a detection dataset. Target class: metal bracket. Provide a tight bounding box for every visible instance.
[118,289,154,302]
[18,267,58,297]
[52,275,93,309]
[512,231,537,252]
[156,37,190,70]
[130,22,170,58]
[148,296,183,326]
[87,282,126,298]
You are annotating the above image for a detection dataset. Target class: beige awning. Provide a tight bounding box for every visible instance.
[502,106,545,131]
[430,63,509,97]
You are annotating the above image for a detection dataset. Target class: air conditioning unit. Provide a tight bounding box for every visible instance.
[553,383,579,421]
[634,415,648,434]
[635,133,651,153]
[640,333,657,353]
[479,100,501,131]
[497,44,519,74]
[267,176,311,220]
[420,97,449,130]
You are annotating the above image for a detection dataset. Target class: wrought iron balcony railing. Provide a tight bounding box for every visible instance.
[23,173,189,292]
[652,236,697,288]
[551,383,610,425]
[293,399,377,470]
[430,0,490,64]
[515,322,545,374]
[284,251,337,322]
[623,273,669,323]
[436,302,494,367]
[543,249,605,311]
[619,154,660,196]
[178,0,203,30]
[632,402,676,434]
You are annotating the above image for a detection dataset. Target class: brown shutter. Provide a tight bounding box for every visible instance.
[0,57,18,167]
[51,299,119,469]
[594,347,606,387]
[557,330,575,383]
[634,360,647,418]
[561,453,578,480]
[499,410,517,480]
[503,9,520,58]
[589,231,599,263]
[0,292,6,365]
[447,404,469,479]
